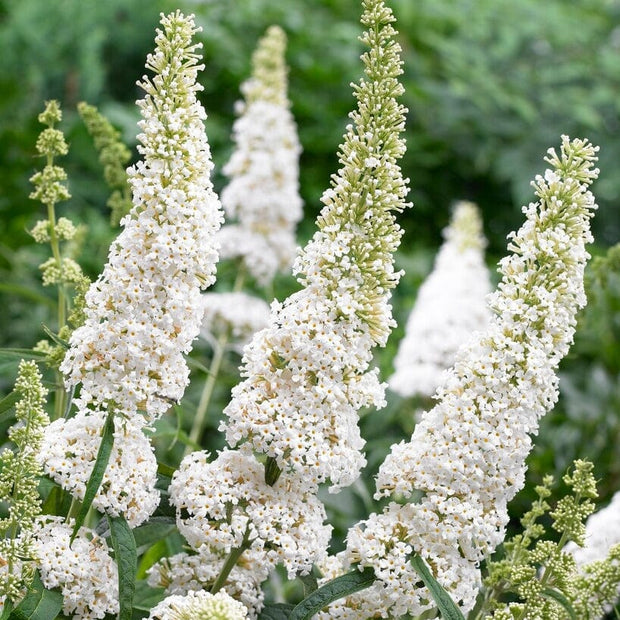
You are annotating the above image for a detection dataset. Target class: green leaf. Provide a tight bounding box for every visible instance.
[132,580,166,612]
[0,349,48,363]
[289,567,375,620]
[156,462,176,478]
[410,554,465,620]
[8,573,63,620]
[0,390,19,415]
[258,603,295,620]
[70,411,115,541]
[40,324,69,349]
[298,566,321,597]
[541,587,577,620]
[132,516,177,548]
[108,515,137,620]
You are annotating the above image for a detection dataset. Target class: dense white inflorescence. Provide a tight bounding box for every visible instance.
[33,517,119,619]
[147,546,266,618]
[170,447,331,578]
[60,11,223,424]
[200,291,271,349]
[221,0,410,492]
[219,25,303,285]
[149,589,249,620]
[389,201,493,398]
[40,410,159,527]
[340,136,599,616]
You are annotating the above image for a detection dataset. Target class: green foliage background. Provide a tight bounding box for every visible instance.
[1,0,620,561]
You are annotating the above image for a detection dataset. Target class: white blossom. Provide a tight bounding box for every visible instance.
[200,291,270,350]
[389,201,492,398]
[149,589,249,620]
[39,410,159,527]
[343,136,599,615]
[169,447,331,578]
[60,11,223,424]
[220,0,410,492]
[147,546,266,618]
[219,25,303,285]
[33,517,119,619]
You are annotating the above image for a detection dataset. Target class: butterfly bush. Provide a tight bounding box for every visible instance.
[337,136,599,617]
[40,409,159,527]
[220,0,410,492]
[199,292,270,350]
[147,546,266,618]
[170,447,330,578]
[38,12,222,530]
[33,517,119,619]
[0,361,49,608]
[59,11,223,425]
[218,25,303,285]
[149,590,249,620]
[389,200,492,398]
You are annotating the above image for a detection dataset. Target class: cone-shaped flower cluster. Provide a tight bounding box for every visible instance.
[218,25,303,285]
[60,12,223,425]
[341,136,599,616]
[40,12,222,530]
[389,201,492,398]
[220,0,410,492]
[0,361,49,607]
[200,292,271,350]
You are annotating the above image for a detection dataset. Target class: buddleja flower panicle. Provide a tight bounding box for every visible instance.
[221,0,410,493]
[40,11,222,532]
[390,201,492,399]
[0,361,49,607]
[59,11,223,424]
[78,102,133,226]
[340,136,598,617]
[218,24,303,285]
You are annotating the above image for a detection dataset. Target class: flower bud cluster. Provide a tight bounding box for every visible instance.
[78,102,133,226]
[0,361,49,606]
[389,201,492,398]
[149,590,249,620]
[342,136,599,615]
[147,545,266,617]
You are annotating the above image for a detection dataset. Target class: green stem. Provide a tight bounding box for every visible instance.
[45,155,68,421]
[210,530,251,594]
[185,266,247,455]
[186,330,229,453]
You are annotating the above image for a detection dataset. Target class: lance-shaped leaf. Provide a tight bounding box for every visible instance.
[70,411,115,542]
[108,515,137,620]
[289,567,375,620]
[410,554,465,620]
[7,573,63,620]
